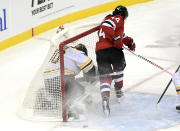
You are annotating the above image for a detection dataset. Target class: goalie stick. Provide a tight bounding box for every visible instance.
[156,65,180,106]
[123,46,173,76]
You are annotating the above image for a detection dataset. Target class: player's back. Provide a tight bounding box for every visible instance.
[96,14,124,51]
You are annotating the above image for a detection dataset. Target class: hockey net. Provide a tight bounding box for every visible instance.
[17,22,100,122]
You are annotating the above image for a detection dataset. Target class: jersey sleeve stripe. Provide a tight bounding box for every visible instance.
[177,89,180,95]
[43,69,59,76]
[43,69,60,79]
[103,19,116,30]
[64,69,76,75]
[81,59,93,70]
[80,58,91,69]
[112,35,120,41]
[176,86,180,90]
[83,61,94,73]
[103,21,113,28]
[44,68,59,73]
[102,23,113,29]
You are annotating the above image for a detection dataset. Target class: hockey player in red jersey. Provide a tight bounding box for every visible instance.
[96,5,136,116]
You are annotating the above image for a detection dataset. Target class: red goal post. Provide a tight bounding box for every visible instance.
[59,25,100,122]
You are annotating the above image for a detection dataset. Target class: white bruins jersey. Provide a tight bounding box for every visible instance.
[64,47,94,75]
[43,47,94,79]
[172,72,180,94]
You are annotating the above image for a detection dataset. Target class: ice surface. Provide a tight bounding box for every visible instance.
[0,0,180,130]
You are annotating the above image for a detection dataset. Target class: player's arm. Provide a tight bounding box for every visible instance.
[80,57,96,83]
[73,48,96,83]
[80,55,96,83]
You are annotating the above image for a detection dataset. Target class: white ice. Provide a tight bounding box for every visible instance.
[0,0,180,130]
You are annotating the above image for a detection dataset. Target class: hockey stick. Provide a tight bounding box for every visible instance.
[156,65,180,106]
[76,72,123,84]
[123,46,173,76]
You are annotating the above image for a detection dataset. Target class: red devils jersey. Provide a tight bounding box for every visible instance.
[96,14,133,51]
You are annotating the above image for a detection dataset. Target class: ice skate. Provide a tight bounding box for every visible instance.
[176,105,180,112]
[67,107,87,121]
[115,88,124,103]
[67,110,80,121]
[102,96,110,117]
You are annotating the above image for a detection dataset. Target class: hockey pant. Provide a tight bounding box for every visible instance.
[96,47,126,98]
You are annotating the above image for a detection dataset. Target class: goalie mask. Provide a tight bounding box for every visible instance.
[75,44,88,56]
[113,5,128,20]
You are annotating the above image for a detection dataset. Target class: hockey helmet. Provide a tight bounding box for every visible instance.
[75,44,88,56]
[113,5,128,20]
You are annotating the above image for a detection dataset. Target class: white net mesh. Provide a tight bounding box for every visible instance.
[17,22,100,121]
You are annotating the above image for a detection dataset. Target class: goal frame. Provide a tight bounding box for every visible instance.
[59,25,100,122]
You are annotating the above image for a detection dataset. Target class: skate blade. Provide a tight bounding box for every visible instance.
[177,110,180,114]
[117,98,121,103]
[104,109,110,117]
[116,95,125,103]
[103,101,110,117]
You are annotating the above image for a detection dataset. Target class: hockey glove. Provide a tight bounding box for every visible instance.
[122,35,136,51]
[127,41,136,51]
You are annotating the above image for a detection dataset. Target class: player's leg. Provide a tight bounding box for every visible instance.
[113,71,124,102]
[96,48,113,116]
[65,77,81,119]
[111,48,126,102]
[65,76,91,119]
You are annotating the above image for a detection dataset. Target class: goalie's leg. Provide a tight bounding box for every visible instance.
[65,77,92,120]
